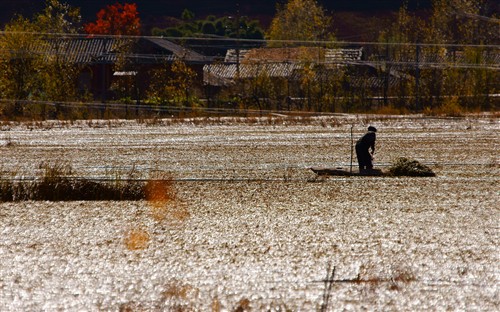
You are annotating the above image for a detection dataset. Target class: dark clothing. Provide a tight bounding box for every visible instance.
[355,131,376,171]
[356,144,373,171]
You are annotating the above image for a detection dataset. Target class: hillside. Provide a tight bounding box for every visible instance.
[1,0,431,28]
[1,0,498,42]
[0,0,433,43]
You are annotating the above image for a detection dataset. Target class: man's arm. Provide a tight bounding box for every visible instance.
[370,133,376,154]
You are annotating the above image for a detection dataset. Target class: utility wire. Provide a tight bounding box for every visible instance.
[1,30,499,49]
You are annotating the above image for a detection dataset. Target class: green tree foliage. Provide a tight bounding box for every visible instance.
[376,0,498,112]
[0,16,42,116]
[36,0,82,106]
[147,59,197,107]
[151,13,264,40]
[244,68,288,111]
[425,0,498,111]
[181,9,195,22]
[0,0,83,118]
[377,5,422,110]
[35,0,81,34]
[266,0,334,47]
[109,42,141,107]
[201,21,216,35]
[263,1,339,111]
[429,0,498,45]
[168,59,197,106]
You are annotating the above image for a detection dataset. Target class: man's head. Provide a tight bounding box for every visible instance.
[368,126,377,132]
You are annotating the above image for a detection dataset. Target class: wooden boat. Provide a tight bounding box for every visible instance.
[310,167,384,176]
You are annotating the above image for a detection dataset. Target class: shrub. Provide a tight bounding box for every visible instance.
[438,96,464,117]
[388,157,436,177]
[0,179,14,201]
[0,162,146,201]
[424,96,465,117]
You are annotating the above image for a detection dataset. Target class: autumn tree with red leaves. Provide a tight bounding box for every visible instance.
[84,2,141,35]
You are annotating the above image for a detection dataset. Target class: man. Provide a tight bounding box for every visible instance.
[355,126,377,172]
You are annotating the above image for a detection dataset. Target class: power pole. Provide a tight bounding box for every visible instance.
[236,3,240,80]
[415,42,421,111]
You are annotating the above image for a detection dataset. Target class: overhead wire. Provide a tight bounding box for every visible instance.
[0,31,498,126]
[0,30,499,49]
[0,32,498,72]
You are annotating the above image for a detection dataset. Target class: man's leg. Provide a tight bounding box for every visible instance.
[360,150,372,172]
[366,154,373,170]
[356,147,365,171]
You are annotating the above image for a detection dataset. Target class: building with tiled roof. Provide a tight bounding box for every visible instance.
[204,47,374,87]
[23,36,209,101]
[30,36,207,65]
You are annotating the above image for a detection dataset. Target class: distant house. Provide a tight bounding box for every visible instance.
[201,46,416,110]
[203,46,395,88]
[33,37,208,101]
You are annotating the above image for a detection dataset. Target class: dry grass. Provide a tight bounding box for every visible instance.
[372,105,410,115]
[388,270,417,291]
[4,112,497,131]
[124,228,150,251]
[1,117,497,310]
[233,298,251,312]
[145,176,190,222]
[211,297,221,312]
[163,283,198,300]
[161,281,199,311]
[388,158,436,177]
[337,267,417,294]
[145,178,175,204]
[422,97,468,117]
[0,161,145,201]
[1,135,14,147]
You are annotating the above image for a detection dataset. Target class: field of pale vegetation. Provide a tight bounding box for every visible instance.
[0,114,498,310]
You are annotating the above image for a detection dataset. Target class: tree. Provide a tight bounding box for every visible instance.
[181,9,195,22]
[0,16,42,116]
[151,15,264,40]
[168,59,197,106]
[84,2,141,36]
[245,66,281,111]
[147,59,197,107]
[424,0,498,111]
[377,5,424,110]
[0,0,82,118]
[428,0,499,45]
[201,21,216,35]
[35,0,81,34]
[374,0,499,112]
[35,0,82,109]
[267,0,333,47]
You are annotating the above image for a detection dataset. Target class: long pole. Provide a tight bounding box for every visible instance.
[350,125,354,174]
[415,42,421,111]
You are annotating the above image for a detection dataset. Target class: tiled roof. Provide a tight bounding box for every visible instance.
[224,49,250,63]
[206,47,368,86]
[204,61,400,89]
[224,47,363,64]
[35,38,126,63]
[204,62,301,85]
[324,48,363,62]
[147,37,207,62]
[19,37,204,64]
